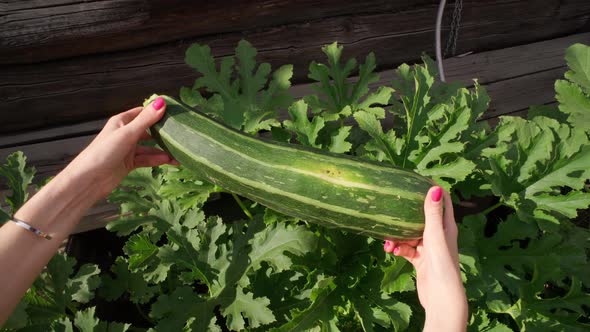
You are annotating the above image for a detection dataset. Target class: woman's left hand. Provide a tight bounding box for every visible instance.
[65,96,177,199]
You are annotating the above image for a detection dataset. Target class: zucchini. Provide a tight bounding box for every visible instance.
[148,95,432,240]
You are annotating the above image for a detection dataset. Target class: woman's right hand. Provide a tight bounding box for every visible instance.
[384,186,468,332]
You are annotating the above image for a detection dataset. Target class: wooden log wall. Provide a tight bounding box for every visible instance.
[1,0,590,133]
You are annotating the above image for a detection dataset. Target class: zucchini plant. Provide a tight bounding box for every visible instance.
[2,41,589,331]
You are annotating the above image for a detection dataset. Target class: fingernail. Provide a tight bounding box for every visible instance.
[393,246,400,255]
[384,240,394,253]
[152,97,165,111]
[431,186,442,202]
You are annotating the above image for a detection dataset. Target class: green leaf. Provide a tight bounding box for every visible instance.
[0,151,35,217]
[283,100,325,147]
[73,307,100,331]
[328,126,353,153]
[555,80,590,132]
[564,43,590,94]
[67,264,101,303]
[351,268,412,331]
[460,213,590,329]
[184,40,292,133]
[533,191,590,218]
[484,115,590,228]
[305,43,391,120]
[100,257,158,304]
[150,286,218,332]
[221,286,275,330]
[381,258,415,293]
[353,110,400,164]
[468,309,512,332]
[273,278,342,332]
[158,166,219,210]
[74,307,131,332]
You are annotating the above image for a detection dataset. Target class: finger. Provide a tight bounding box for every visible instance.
[117,107,144,125]
[393,244,419,265]
[139,130,152,141]
[136,145,166,155]
[442,190,458,240]
[168,159,180,166]
[442,190,460,267]
[402,239,420,247]
[134,153,171,169]
[126,97,166,137]
[423,186,446,247]
[384,240,395,253]
[105,107,143,130]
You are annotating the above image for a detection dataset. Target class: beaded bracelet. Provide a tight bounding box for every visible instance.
[9,217,52,240]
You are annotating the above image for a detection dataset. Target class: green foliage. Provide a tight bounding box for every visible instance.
[0,152,35,222]
[2,254,101,331]
[180,40,293,134]
[3,42,589,331]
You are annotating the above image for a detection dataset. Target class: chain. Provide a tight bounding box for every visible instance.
[444,0,463,57]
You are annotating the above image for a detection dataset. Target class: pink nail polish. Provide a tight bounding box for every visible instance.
[393,246,400,255]
[384,240,394,253]
[431,186,442,202]
[153,97,165,111]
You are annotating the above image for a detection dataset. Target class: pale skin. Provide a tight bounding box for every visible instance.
[384,186,468,331]
[0,97,468,330]
[0,97,174,325]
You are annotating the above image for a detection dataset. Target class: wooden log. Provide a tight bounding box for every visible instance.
[1,1,589,133]
[0,0,437,64]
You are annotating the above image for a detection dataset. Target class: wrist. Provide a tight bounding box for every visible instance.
[423,303,468,332]
[14,165,104,238]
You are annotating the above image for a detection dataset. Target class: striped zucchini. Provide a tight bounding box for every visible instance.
[148,95,433,240]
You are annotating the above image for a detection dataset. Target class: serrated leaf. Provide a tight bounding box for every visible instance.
[555,79,590,132]
[328,126,353,153]
[305,43,389,122]
[353,111,400,164]
[273,279,341,332]
[0,151,35,215]
[150,286,217,332]
[564,43,590,94]
[284,100,324,147]
[351,268,412,331]
[184,40,292,134]
[73,307,100,331]
[67,264,101,304]
[249,221,317,273]
[534,191,590,218]
[222,286,275,330]
[100,257,158,304]
[73,307,131,332]
[381,258,415,293]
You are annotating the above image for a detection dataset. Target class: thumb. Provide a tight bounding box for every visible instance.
[423,186,445,244]
[127,96,166,136]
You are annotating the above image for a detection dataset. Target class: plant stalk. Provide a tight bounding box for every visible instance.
[481,201,503,216]
[232,193,253,220]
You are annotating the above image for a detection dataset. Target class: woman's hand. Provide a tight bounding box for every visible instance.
[384,186,468,332]
[0,97,176,326]
[65,96,176,199]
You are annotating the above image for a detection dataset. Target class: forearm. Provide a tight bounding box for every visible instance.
[423,299,468,332]
[0,165,101,325]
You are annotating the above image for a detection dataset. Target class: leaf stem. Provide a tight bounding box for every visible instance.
[135,302,154,324]
[232,193,253,220]
[481,201,503,215]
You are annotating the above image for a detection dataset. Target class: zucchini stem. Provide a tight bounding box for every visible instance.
[481,201,503,216]
[232,193,254,220]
